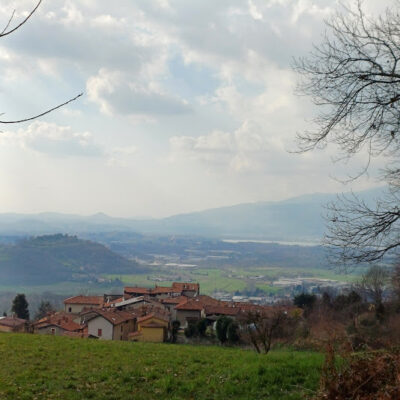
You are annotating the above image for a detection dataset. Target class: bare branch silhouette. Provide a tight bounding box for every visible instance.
[0,0,82,124]
[0,0,42,38]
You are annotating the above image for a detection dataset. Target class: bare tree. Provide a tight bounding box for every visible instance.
[294,1,400,265]
[238,307,294,354]
[0,0,82,125]
[357,265,389,309]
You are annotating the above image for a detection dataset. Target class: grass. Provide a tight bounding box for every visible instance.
[0,333,323,400]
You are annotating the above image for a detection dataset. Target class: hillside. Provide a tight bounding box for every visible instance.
[0,234,142,285]
[0,187,383,241]
[0,334,323,400]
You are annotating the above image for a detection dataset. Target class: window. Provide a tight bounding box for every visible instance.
[98,328,102,337]
[51,328,55,335]
[68,307,72,313]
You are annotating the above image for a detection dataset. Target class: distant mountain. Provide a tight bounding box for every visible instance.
[0,187,384,242]
[0,234,142,285]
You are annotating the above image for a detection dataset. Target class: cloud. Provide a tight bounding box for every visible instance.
[170,120,287,173]
[87,68,191,117]
[0,121,104,157]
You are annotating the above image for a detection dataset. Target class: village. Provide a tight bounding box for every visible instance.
[0,282,289,343]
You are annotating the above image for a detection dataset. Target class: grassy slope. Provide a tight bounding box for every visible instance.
[0,334,323,400]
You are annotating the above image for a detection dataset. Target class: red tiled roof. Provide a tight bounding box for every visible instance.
[172,282,199,292]
[124,282,199,297]
[162,296,188,305]
[35,312,83,332]
[64,295,103,306]
[175,295,223,311]
[137,313,169,324]
[204,305,240,316]
[124,287,150,295]
[0,316,26,328]
[152,286,176,294]
[103,297,124,308]
[91,309,136,325]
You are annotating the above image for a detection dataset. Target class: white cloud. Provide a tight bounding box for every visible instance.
[87,68,191,117]
[0,121,103,157]
[170,120,286,173]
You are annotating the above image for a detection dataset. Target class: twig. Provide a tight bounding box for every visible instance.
[0,0,42,38]
[0,93,84,124]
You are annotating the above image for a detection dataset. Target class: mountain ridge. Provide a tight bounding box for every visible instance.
[0,187,385,241]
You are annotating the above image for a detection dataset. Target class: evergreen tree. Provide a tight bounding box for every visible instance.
[11,294,29,320]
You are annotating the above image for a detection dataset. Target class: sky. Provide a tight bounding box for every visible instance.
[0,0,394,218]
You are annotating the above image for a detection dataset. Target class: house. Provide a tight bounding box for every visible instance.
[123,282,199,300]
[129,313,169,343]
[0,316,28,333]
[33,312,83,336]
[112,296,165,312]
[86,309,136,340]
[123,287,151,298]
[172,282,200,297]
[174,295,224,327]
[64,295,104,314]
[161,296,188,319]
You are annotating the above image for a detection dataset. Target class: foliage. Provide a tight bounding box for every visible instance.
[11,294,29,320]
[0,334,323,400]
[34,300,55,321]
[293,293,316,310]
[226,320,240,344]
[184,323,197,338]
[196,318,208,337]
[171,320,180,343]
[0,234,143,285]
[216,316,233,344]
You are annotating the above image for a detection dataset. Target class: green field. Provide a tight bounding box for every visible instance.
[105,265,359,296]
[0,334,323,400]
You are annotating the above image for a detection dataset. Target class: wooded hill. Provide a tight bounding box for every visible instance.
[0,234,142,285]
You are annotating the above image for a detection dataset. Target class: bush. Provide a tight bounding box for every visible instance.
[315,346,400,400]
[196,318,208,337]
[216,316,233,344]
[227,321,240,344]
[184,323,197,338]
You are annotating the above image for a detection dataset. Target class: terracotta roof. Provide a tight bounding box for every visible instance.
[103,297,124,307]
[152,286,176,294]
[35,312,82,332]
[124,287,150,295]
[172,282,199,292]
[137,313,169,324]
[0,316,26,328]
[174,301,203,311]
[162,296,188,305]
[91,309,136,325]
[124,282,199,296]
[204,305,240,316]
[64,295,103,306]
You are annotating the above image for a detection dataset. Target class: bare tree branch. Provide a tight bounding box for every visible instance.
[294,1,400,265]
[0,1,83,124]
[0,0,42,38]
[0,93,84,124]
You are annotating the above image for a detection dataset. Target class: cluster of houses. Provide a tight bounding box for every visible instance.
[0,282,274,342]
